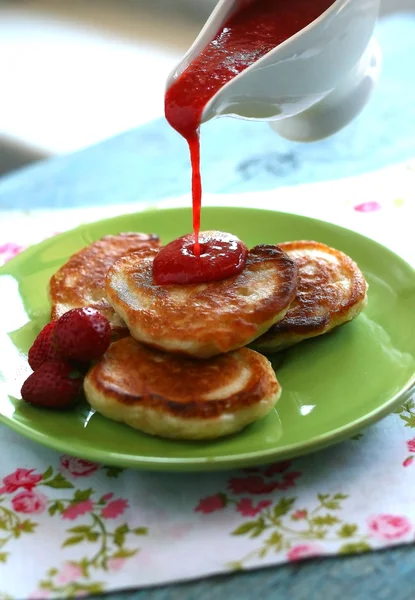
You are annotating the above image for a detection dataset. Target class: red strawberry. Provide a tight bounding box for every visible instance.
[21,360,83,409]
[28,322,61,370]
[54,307,111,363]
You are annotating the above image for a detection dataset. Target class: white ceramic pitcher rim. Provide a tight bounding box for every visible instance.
[166,0,348,92]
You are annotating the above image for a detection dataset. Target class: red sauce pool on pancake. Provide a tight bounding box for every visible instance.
[153,232,248,285]
[162,0,334,283]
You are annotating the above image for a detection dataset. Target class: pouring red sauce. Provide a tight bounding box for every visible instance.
[159,0,335,284]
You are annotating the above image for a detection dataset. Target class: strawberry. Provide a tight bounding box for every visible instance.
[28,322,61,370]
[54,307,111,363]
[21,360,83,409]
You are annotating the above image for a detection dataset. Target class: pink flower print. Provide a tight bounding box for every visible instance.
[353,201,381,213]
[195,494,226,514]
[229,461,301,495]
[29,591,51,599]
[407,438,415,453]
[101,498,129,519]
[288,543,322,562]
[102,492,114,503]
[0,468,43,494]
[368,514,412,540]
[63,500,93,520]
[0,242,25,263]
[292,509,308,520]
[276,470,302,490]
[12,490,48,514]
[229,475,293,495]
[403,456,414,468]
[60,455,99,478]
[263,461,292,477]
[236,498,272,517]
[57,562,83,584]
[107,557,127,572]
[229,476,276,495]
[163,523,193,539]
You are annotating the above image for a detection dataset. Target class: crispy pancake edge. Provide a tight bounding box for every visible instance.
[49,232,160,327]
[252,240,368,352]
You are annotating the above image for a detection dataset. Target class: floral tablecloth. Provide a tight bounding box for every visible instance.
[0,162,415,599]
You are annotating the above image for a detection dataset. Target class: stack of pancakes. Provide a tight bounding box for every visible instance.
[49,231,367,440]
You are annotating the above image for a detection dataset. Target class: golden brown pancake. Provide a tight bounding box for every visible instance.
[105,240,299,358]
[252,240,368,352]
[84,337,280,440]
[49,232,160,331]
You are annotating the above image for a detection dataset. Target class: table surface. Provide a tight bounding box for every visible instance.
[1,12,415,600]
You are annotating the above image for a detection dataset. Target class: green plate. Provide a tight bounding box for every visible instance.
[1,207,414,471]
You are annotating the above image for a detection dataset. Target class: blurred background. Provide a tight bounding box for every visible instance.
[1,0,414,176]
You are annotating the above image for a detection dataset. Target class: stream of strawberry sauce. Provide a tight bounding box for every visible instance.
[157,0,335,285]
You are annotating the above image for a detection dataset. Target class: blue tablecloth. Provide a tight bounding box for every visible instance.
[0,12,414,600]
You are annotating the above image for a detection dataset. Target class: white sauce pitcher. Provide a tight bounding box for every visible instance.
[166,0,381,142]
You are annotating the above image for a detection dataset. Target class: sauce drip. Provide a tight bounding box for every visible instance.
[163,0,334,282]
[153,231,248,285]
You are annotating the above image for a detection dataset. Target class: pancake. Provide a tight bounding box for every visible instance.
[105,238,299,358]
[49,232,160,331]
[84,336,280,440]
[252,240,368,352]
